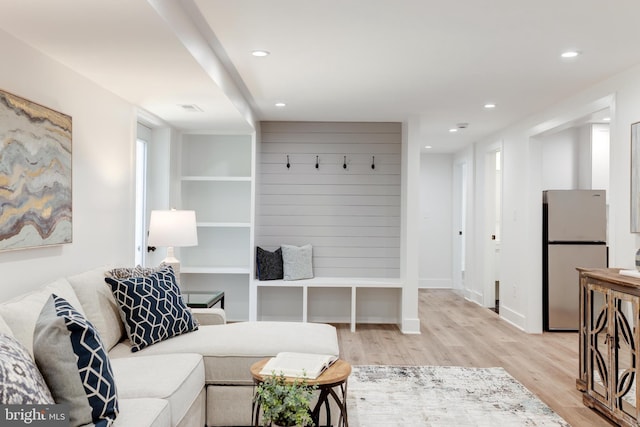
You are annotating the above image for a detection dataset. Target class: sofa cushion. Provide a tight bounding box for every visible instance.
[0,277,85,355]
[34,294,119,427]
[0,315,13,336]
[105,267,199,352]
[115,398,171,427]
[256,247,284,280]
[111,353,204,427]
[67,267,125,352]
[281,244,314,280]
[109,322,339,384]
[0,333,54,404]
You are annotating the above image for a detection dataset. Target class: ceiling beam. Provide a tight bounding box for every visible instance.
[147,0,257,129]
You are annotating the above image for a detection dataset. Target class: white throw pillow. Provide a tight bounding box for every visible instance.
[281,244,314,281]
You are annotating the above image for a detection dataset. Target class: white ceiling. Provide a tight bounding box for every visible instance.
[0,0,638,152]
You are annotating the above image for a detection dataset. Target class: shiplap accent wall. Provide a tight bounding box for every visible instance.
[257,121,401,278]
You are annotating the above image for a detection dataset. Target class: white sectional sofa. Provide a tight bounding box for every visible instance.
[0,267,340,426]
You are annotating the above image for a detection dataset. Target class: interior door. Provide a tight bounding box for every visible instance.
[453,162,467,291]
[483,148,501,309]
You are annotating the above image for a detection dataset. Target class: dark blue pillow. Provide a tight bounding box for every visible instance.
[105,266,198,352]
[34,294,118,427]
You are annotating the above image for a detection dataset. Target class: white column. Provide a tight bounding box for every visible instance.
[400,118,421,334]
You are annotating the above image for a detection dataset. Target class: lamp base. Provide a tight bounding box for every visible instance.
[162,247,182,288]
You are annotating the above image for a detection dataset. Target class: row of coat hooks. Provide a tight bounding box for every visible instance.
[286,155,376,170]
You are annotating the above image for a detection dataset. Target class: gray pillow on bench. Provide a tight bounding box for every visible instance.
[281,244,314,281]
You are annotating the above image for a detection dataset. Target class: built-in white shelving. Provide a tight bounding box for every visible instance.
[254,277,402,331]
[178,133,255,321]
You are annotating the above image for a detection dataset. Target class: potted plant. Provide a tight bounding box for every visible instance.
[255,371,317,426]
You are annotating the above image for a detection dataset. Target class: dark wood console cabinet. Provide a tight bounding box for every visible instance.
[577,268,640,426]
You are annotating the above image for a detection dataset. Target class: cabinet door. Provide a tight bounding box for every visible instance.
[587,282,610,406]
[578,273,588,388]
[612,291,639,420]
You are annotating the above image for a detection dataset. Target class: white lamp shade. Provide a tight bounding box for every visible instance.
[148,210,198,247]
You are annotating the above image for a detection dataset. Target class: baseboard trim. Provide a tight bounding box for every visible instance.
[464,289,483,306]
[418,278,453,289]
[499,304,526,331]
[401,318,421,334]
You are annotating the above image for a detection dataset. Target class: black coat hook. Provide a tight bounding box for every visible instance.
[371,156,375,170]
[315,155,319,169]
[343,156,347,169]
[286,155,290,169]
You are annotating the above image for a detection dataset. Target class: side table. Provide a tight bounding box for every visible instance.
[250,358,351,427]
[183,291,225,309]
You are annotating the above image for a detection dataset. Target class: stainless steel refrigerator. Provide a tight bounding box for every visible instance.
[543,190,607,331]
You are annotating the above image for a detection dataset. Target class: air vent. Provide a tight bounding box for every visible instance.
[179,104,203,112]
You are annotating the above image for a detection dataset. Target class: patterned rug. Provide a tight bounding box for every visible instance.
[347,366,570,426]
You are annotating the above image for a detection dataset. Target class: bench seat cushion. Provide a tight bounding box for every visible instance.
[110,353,204,427]
[109,322,339,384]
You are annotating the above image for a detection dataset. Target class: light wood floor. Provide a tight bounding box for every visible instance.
[334,289,613,426]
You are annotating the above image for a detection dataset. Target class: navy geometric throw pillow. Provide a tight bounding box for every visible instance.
[105,266,198,352]
[34,294,119,427]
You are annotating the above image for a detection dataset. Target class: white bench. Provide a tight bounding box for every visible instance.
[252,277,402,332]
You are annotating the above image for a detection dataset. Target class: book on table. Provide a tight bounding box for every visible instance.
[259,352,338,379]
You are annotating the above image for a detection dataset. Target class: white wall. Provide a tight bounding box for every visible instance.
[0,29,137,301]
[541,127,579,189]
[468,63,640,333]
[592,124,610,193]
[419,153,453,288]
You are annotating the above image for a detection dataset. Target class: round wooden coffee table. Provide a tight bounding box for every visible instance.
[251,358,351,427]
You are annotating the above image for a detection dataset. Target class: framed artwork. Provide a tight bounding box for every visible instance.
[632,121,640,232]
[0,89,72,251]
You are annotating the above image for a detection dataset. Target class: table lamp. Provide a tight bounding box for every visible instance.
[147,209,198,285]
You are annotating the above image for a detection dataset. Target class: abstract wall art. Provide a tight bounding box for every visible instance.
[0,89,72,251]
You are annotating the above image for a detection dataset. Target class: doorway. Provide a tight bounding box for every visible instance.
[135,124,150,266]
[452,161,467,292]
[484,147,502,312]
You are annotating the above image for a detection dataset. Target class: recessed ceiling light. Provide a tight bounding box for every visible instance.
[561,50,581,59]
[275,102,286,107]
[449,128,458,133]
[603,117,611,122]
[424,145,433,149]
[252,50,270,57]
[484,103,496,109]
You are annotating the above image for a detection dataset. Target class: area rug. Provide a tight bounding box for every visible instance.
[347,365,570,426]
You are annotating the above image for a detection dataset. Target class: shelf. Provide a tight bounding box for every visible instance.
[253,277,402,288]
[197,222,251,228]
[179,131,254,322]
[182,180,251,223]
[182,266,251,275]
[253,277,402,331]
[181,176,251,182]
[181,134,252,177]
